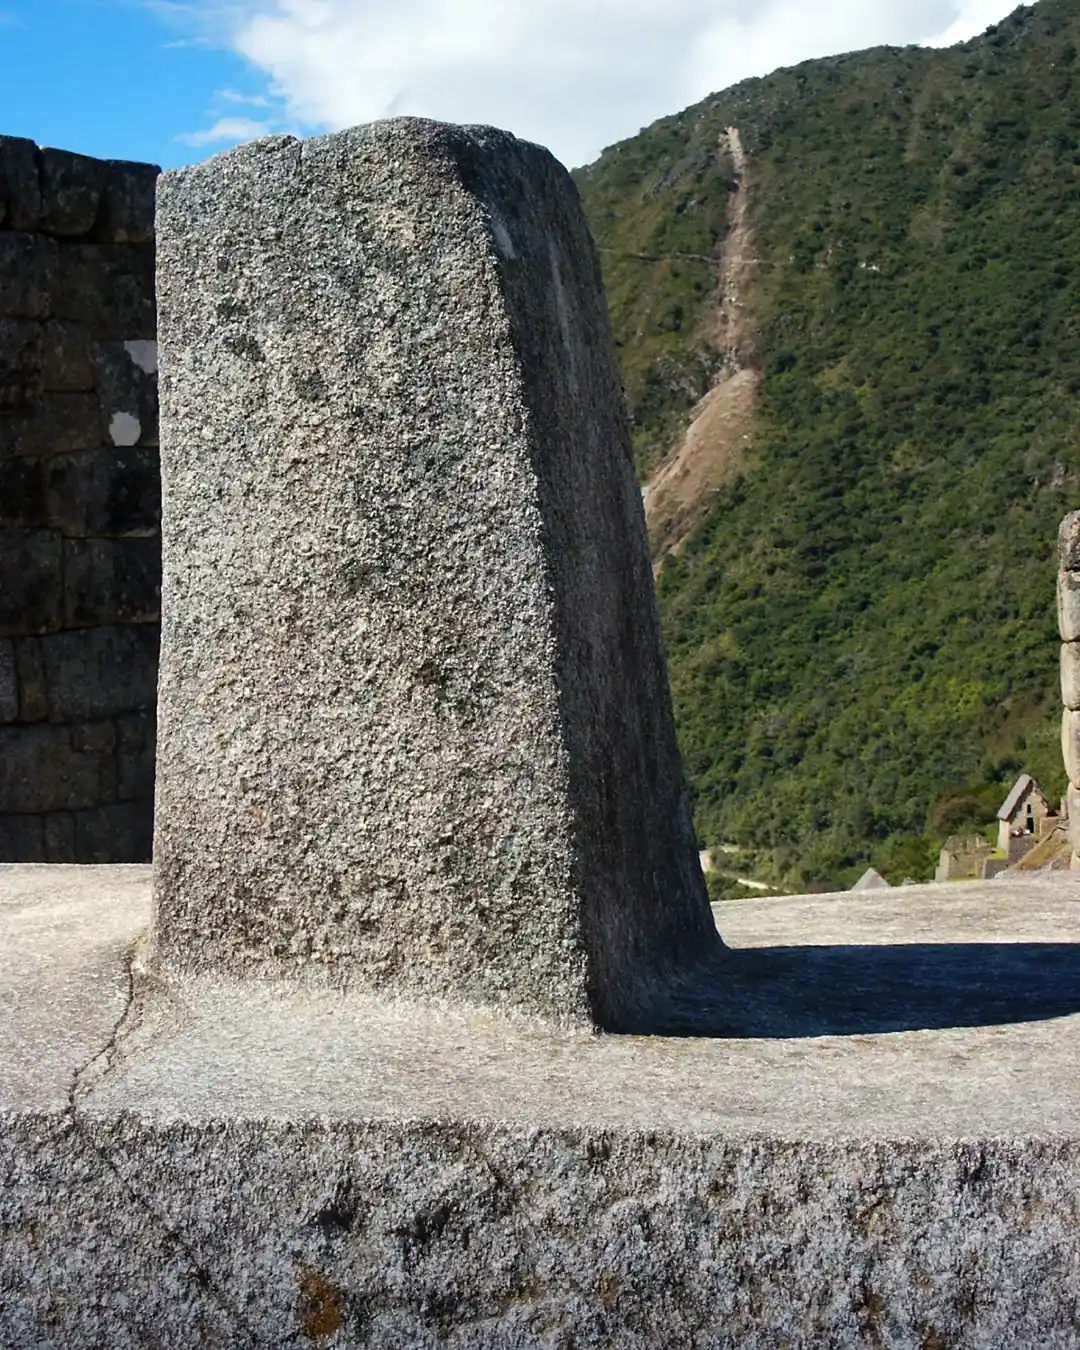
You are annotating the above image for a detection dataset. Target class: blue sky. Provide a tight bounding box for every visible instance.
[0,1,287,168]
[0,0,1009,171]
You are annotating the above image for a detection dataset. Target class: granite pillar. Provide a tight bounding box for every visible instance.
[150,120,719,1030]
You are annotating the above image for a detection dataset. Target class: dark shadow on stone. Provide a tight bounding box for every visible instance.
[643,943,1080,1038]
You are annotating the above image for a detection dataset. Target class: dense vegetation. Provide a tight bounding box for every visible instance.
[575,1,1080,889]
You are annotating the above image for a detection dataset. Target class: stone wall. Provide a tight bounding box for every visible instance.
[0,139,160,862]
[1060,513,1080,869]
[934,833,994,882]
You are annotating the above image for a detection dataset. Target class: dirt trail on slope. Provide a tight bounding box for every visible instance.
[644,127,761,566]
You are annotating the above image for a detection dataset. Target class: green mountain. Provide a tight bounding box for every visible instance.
[574,0,1080,890]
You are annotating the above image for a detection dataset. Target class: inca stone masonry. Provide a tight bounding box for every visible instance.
[0,138,160,863]
[2,123,1079,1348]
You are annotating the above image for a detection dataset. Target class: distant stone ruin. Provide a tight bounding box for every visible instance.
[150,120,720,1030]
[851,866,890,891]
[934,773,1069,882]
[996,774,1052,858]
[935,833,998,881]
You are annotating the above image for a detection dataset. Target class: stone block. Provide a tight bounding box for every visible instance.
[1069,785,1080,855]
[151,121,716,1028]
[41,319,94,391]
[0,233,57,319]
[1060,511,1080,572]
[1063,643,1080,712]
[93,159,159,244]
[0,529,61,637]
[1060,570,1080,642]
[0,722,116,813]
[53,243,155,338]
[70,720,117,754]
[38,148,107,236]
[0,639,16,722]
[0,391,100,457]
[44,446,160,537]
[0,135,40,231]
[0,317,44,412]
[0,813,45,861]
[1064,709,1080,789]
[92,340,158,447]
[116,709,155,801]
[38,624,160,722]
[0,457,45,528]
[0,809,81,862]
[14,636,47,721]
[42,810,76,861]
[62,536,161,626]
[72,799,152,863]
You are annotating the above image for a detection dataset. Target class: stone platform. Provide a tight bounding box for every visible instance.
[3,864,1080,1346]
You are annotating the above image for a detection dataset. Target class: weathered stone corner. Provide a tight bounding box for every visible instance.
[149,119,720,1030]
[1059,509,1080,573]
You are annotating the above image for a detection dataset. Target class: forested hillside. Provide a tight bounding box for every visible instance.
[574,0,1080,889]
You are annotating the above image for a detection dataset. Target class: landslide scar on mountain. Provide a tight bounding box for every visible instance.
[644,126,761,567]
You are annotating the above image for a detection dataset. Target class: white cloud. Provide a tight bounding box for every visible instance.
[177,115,275,146]
[924,0,1014,46]
[174,0,1017,167]
[175,75,293,149]
[218,87,273,106]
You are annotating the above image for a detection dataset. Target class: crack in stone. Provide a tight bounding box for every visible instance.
[64,942,262,1349]
[67,940,137,1105]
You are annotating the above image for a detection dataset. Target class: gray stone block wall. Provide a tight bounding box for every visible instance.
[0,137,160,862]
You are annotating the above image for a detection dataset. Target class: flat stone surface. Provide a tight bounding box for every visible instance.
[4,865,1079,1136]
[0,864,143,1111]
[4,865,1079,1348]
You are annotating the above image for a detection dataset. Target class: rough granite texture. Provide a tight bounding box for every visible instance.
[0,137,161,863]
[151,121,716,1030]
[1059,569,1080,644]
[3,865,1080,1347]
[1060,510,1080,572]
[1063,642,1080,712]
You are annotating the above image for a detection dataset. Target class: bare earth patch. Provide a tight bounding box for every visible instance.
[643,127,762,566]
[643,366,760,562]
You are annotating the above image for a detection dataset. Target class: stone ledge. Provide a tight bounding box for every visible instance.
[2,865,1080,1346]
